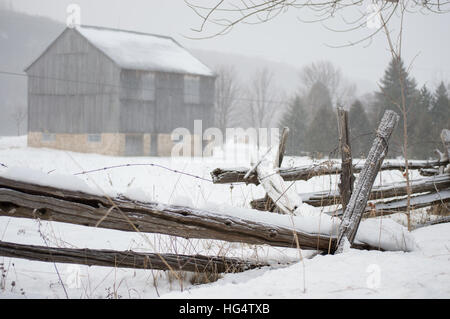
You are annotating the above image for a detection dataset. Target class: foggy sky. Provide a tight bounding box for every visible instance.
[4,0,450,94]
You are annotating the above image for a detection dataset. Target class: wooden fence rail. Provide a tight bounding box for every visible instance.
[211,159,448,185]
[250,173,450,209]
[348,190,450,218]
[0,240,266,273]
[0,176,378,252]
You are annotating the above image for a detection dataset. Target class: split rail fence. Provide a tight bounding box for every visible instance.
[0,110,448,277]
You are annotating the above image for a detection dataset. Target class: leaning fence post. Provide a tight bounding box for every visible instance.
[264,127,290,212]
[335,110,399,254]
[337,108,355,211]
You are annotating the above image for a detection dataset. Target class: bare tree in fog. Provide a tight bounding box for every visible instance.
[247,68,282,129]
[299,60,356,107]
[11,105,26,136]
[186,0,449,44]
[214,66,241,131]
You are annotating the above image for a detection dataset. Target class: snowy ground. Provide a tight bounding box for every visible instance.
[0,136,448,299]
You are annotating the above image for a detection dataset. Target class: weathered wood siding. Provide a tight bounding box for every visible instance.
[119,69,157,133]
[119,71,215,134]
[27,28,121,134]
[156,72,184,133]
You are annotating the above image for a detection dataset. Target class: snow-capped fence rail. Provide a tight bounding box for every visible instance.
[211,159,448,185]
[0,240,265,273]
[250,173,450,209]
[0,176,381,252]
[347,190,450,218]
[211,126,450,187]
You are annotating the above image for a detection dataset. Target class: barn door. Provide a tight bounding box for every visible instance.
[125,134,144,156]
[150,134,158,156]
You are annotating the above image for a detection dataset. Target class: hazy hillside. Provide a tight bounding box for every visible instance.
[0,9,64,135]
[191,49,302,96]
[190,50,376,100]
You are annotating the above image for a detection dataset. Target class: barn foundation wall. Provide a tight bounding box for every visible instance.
[27,132,212,157]
[28,132,124,156]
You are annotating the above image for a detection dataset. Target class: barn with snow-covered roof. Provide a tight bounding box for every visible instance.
[25,25,215,156]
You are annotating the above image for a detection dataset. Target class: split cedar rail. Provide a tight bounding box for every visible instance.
[0,240,266,273]
[0,176,379,258]
[211,159,449,185]
[250,173,450,209]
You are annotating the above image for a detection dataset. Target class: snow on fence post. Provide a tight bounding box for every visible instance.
[255,138,302,215]
[263,127,290,213]
[337,108,355,212]
[335,110,399,254]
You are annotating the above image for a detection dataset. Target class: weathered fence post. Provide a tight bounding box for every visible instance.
[275,127,289,168]
[335,110,400,254]
[337,108,355,211]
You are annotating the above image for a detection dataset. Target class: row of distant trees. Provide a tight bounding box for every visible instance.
[214,66,285,132]
[214,59,449,160]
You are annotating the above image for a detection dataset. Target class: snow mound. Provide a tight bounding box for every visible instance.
[356,218,417,252]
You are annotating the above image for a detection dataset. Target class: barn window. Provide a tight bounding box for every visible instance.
[184,75,200,104]
[120,71,155,101]
[41,133,55,142]
[120,71,141,100]
[141,73,155,101]
[87,134,102,143]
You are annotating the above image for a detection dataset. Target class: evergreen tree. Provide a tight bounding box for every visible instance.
[431,82,450,130]
[304,83,338,157]
[279,95,307,155]
[373,57,418,157]
[430,82,450,153]
[348,100,371,158]
[408,85,434,158]
[305,81,333,123]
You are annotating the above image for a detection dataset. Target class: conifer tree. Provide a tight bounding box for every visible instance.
[348,100,371,158]
[373,57,418,157]
[408,85,434,158]
[279,95,307,155]
[304,83,338,157]
[430,82,450,155]
[431,82,450,131]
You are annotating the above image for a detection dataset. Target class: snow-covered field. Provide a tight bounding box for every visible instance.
[0,136,448,299]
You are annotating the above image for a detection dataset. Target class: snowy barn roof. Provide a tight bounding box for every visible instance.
[75,25,214,76]
[25,25,214,77]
